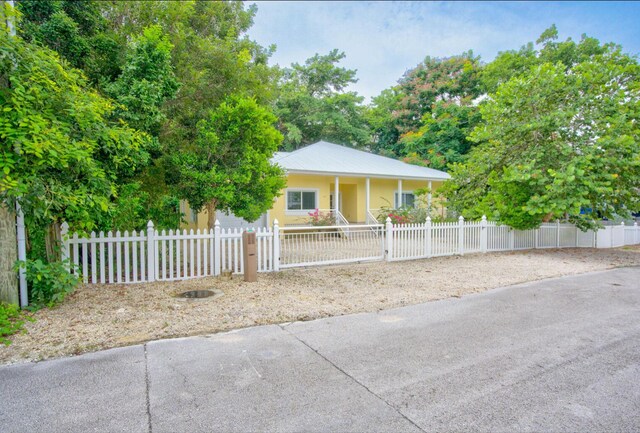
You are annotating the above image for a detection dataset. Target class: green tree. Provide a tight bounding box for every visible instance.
[103,1,280,226]
[398,101,483,170]
[104,24,179,137]
[394,52,482,134]
[481,24,612,93]
[275,49,369,150]
[16,0,124,84]
[168,96,286,229]
[367,52,483,164]
[0,22,147,258]
[365,88,402,155]
[443,49,640,230]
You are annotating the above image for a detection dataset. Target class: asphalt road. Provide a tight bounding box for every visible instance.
[1,267,639,432]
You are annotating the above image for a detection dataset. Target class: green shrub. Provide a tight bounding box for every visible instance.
[19,259,80,308]
[0,302,28,346]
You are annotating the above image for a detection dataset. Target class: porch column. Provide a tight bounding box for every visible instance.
[365,177,370,217]
[397,179,403,208]
[334,176,339,214]
[427,181,432,211]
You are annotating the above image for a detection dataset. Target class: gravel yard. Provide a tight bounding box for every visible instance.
[2,247,639,365]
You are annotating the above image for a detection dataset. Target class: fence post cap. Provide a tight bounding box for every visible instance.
[61,221,69,231]
[386,217,392,223]
[621,221,625,226]
[634,222,638,227]
[426,216,431,223]
[459,215,464,222]
[273,218,279,226]
[214,219,220,227]
[147,220,154,228]
[481,215,487,221]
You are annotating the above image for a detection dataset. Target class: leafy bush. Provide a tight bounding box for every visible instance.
[307,209,336,226]
[19,259,79,308]
[0,302,28,346]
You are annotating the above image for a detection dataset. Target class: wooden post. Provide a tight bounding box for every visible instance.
[556,220,561,248]
[60,222,70,270]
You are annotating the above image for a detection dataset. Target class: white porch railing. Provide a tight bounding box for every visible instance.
[366,210,379,225]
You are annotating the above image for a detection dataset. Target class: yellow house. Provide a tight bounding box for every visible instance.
[183,141,450,230]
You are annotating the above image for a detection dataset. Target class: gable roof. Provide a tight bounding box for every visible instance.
[271,141,450,181]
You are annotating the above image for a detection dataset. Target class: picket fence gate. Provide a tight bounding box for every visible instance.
[62,217,640,285]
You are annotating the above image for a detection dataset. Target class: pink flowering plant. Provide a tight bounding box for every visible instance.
[307,209,336,226]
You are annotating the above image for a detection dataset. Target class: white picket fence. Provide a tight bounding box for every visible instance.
[61,221,276,284]
[62,217,640,285]
[386,217,640,261]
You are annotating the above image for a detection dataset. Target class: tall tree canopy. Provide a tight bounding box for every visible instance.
[367,52,484,169]
[442,43,640,229]
[275,49,369,150]
[0,21,147,257]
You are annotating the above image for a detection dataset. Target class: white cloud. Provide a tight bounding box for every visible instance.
[246,1,640,102]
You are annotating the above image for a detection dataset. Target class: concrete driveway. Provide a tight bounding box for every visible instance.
[1,267,639,432]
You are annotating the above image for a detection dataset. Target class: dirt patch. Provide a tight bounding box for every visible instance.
[2,247,639,365]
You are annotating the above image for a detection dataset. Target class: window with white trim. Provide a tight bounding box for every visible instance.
[395,192,415,208]
[286,190,318,211]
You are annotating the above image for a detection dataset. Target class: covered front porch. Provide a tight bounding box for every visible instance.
[272,173,441,227]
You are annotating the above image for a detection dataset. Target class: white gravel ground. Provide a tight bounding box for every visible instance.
[1,247,638,365]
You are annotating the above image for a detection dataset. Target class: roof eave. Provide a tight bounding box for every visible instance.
[282,168,450,181]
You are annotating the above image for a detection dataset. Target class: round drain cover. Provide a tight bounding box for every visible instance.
[177,290,215,299]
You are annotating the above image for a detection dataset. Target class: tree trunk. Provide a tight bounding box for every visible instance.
[206,200,218,230]
[45,222,61,262]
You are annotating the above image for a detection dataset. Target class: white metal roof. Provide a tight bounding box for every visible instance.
[271,141,450,181]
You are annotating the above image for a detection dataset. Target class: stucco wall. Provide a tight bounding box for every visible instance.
[0,205,18,305]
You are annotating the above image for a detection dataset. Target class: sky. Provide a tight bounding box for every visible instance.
[247,1,640,102]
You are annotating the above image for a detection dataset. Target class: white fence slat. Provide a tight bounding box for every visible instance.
[140,235,146,282]
[115,231,122,283]
[161,230,167,280]
[90,232,97,284]
[81,239,88,284]
[196,232,202,277]
[99,231,106,284]
[124,231,130,283]
[132,232,138,283]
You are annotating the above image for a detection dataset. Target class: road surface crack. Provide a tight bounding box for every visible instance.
[280,325,426,433]
[144,343,153,433]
